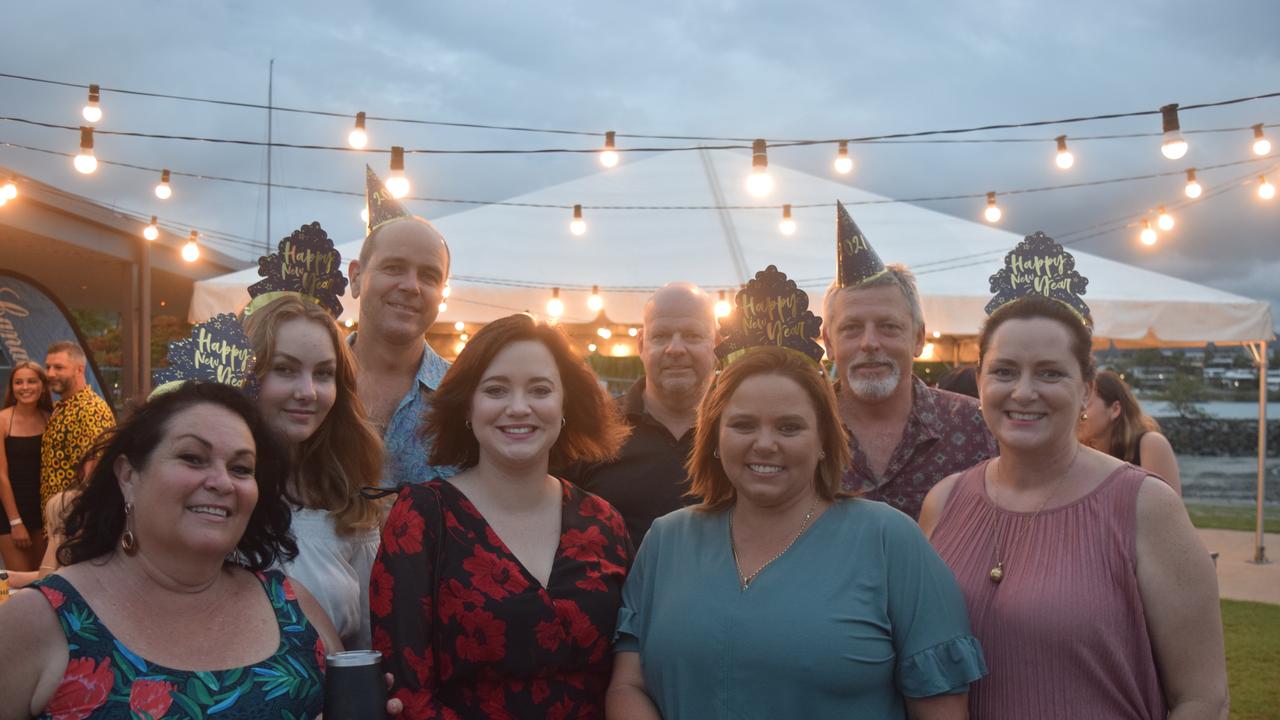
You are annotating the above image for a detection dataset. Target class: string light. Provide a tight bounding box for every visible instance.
[779,204,796,235]
[360,206,369,224]
[546,288,564,318]
[143,215,159,241]
[833,140,853,174]
[154,169,172,199]
[459,333,469,341]
[1156,206,1175,231]
[983,192,1002,223]
[385,145,410,198]
[599,131,619,168]
[348,112,368,150]
[443,284,451,299]
[181,230,200,262]
[570,204,586,236]
[0,178,16,201]
[438,301,448,313]
[597,327,612,339]
[1160,104,1188,160]
[454,320,465,331]
[588,343,598,353]
[746,139,773,198]
[587,285,604,312]
[1259,176,1276,201]
[1184,168,1203,198]
[1054,135,1074,169]
[73,127,97,174]
[1139,220,1158,246]
[454,340,466,355]
[714,290,731,319]
[1252,124,1272,156]
[81,84,102,123]
[627,327,638,337]
[343,319,355,328]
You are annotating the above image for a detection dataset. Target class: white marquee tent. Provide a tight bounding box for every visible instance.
[191,149,1275,561]
[191,150,1273,348]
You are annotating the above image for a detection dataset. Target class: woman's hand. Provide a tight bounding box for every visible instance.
[9,523,30,548]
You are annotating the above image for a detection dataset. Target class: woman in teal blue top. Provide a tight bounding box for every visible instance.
[607,347,986,719]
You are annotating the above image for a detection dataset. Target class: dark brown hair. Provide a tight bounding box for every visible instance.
[978,296,1096,382]
[687,347,853,512]
[243,295,384,535]
[4,361,54,414]
[427,314,629,470]
[1092,369,1160,463]
[58,381,296,570]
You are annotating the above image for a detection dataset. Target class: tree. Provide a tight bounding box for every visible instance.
[1156,374,1209,419]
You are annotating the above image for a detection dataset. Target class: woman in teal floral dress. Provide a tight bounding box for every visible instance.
[0,382,340,719]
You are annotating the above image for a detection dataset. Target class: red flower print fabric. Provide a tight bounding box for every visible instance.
[371,479,632,719]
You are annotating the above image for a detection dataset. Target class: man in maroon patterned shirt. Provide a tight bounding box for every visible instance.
[823,206,997,519]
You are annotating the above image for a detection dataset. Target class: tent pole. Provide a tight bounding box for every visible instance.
[1254,340,1270,564]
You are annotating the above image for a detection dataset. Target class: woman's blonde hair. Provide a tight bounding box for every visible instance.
[687,347,853,512]
[243,295,384,535]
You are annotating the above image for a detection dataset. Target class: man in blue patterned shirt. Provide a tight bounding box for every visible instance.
[348,210,455,487]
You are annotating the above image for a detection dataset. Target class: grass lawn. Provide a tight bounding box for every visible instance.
[1186,502,1280,534]
[1222,599,1280,720]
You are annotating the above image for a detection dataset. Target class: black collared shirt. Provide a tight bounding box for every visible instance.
[562,378,696,547]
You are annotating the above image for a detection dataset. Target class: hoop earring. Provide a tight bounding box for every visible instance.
[120,502,138,554]
[713,448,720,459]
[465,419,472,430]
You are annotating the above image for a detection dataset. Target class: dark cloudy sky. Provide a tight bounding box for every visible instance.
[3,1,1278,324]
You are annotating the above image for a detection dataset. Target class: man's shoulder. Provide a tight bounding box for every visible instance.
[915,380,981,420]
[416,340,451,391]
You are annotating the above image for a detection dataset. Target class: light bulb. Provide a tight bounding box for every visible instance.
[74,153,97,175]
[386,145,410,198]
[1184,169,1202,199]
[779,203,796,235]
[154,169,172,199]
[360,206,369,225]
[343,318,355,328]
[546,288,564,318]
[181,233,200,262]
[442,284,451,298]
[454,321,465,331]
[588,343,598,352]
[587,285,604,312]
[438,301,448,313]
[1,179,16,200]
[983,192,1001,223]
[143,216,159,241]
[627,327,638,337]
[454,340,466,355]
[597,327,612,339]
[1156,207,1175,231]
[1253,125,1272,156]
[81,84,102,123]
[1140,221,1157,246]
[1159,104,1187,160]
[746,171,774,198]
[459,333,469,341]
[348,112,368,149]
[714,290,731,318]
[1054,135,1074,169]
[599,131,619,168]
[385,175,409,199]
[1260,176,1276,201]
[834,140,853,174]
[570,205,587,236]
[746,139,773,197]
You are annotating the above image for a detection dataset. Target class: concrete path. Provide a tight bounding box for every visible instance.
[1196,529,1280,605]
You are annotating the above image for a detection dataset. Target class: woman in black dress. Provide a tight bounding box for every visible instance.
[0,361,53,571]
[371,314,632,719]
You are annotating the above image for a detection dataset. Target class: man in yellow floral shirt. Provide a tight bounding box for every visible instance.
[40,341,114,511]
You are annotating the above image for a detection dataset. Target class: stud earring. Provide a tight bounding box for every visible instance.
[561,417,566,427]
[1080,410,1088,421]
[713,448,720,459]
[465,419,472,429]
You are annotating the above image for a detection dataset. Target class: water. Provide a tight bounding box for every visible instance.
[1144,401,1280,420]
[1179,455,1278,506]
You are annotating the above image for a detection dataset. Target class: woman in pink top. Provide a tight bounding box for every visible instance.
[919,296,1228,720]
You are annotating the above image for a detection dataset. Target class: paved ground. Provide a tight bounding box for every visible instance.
[1197,528,1280,605]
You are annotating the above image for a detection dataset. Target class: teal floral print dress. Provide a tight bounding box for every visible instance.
[31,569,325,719]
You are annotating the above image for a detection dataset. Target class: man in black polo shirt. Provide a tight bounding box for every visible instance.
[567,282,717,545]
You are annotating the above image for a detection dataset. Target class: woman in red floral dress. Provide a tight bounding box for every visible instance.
[371,314,632,719]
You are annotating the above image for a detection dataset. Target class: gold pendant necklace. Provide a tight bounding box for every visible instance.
[730,498,819,591]
[988,446,1079,584]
